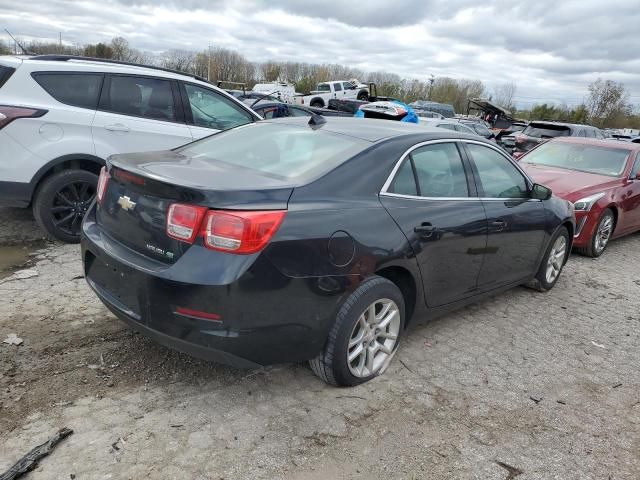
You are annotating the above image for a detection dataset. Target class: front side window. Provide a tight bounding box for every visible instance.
[107,75,175,121]
[467,143,529,198]
[34,73,103,109]
[184,84,252,130]
[342,82,353,90]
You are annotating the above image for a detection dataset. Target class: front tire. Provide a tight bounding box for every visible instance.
[33,169,98,243]
[577,209,614,258]
[528,226,569,292]
[310,276,405,386]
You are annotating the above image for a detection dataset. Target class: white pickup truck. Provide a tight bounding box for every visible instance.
[294,80,369,108]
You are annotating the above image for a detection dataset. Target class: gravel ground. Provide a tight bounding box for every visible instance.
[0,206,639,480]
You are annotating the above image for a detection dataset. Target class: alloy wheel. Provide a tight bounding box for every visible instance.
[594,214,613,254]
[545,235,567,284]
[347,298,400,378]
[50,181,96,237]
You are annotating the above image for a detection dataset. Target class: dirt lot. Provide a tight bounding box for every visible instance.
[0,206,639,480]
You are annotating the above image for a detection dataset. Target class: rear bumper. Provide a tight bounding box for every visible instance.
[81,209,351,368]
[0,181,32,207]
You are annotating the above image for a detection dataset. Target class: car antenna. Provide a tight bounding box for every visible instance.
[308,113,326,129]
[4,29,33,55]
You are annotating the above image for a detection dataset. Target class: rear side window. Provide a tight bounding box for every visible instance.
[388,160,418,196]
[0,66,16,89]
[184,83,252,130]
[523,124,571,139]
[32,73,103,109]
[106,76,176,121]
[411,143,469,197]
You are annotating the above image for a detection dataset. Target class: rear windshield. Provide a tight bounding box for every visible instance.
[316,83,331,92]
[523,124,571,139]
[522,142,630,177]
[176,122,369,181]
[0,65,16,89]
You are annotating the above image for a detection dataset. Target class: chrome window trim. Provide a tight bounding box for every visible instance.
[380,138,536,200]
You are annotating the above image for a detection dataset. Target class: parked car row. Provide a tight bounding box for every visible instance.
[2,55,640,388]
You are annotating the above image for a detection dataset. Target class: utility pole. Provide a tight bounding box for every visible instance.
[428,74,435,100]
[207,46,211,82]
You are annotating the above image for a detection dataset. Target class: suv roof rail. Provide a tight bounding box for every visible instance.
[29,55,209,83]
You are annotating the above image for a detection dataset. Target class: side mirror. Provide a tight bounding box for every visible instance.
[531,183,552,201]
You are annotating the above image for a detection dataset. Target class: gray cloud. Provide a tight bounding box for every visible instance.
[0,0,638,107]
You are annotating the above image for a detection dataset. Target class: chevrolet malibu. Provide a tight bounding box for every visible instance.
[81,117,574,386]
[519,137,640,257]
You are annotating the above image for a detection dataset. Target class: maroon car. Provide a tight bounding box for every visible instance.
[519,137,640,257]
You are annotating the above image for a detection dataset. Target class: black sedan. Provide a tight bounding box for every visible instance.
[81,117,575,386]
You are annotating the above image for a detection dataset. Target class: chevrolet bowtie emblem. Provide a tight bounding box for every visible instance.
[117,195,136,211]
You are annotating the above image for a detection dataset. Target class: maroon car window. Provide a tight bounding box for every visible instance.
[521,142,630,177]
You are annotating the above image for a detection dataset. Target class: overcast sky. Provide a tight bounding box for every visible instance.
[1,0,639,108]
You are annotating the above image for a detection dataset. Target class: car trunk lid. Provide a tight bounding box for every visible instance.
[97,150,293,264]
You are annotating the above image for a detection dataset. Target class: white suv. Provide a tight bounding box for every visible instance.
[0,55,260,242]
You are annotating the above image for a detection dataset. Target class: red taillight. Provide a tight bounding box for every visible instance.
[96,167,110,205]
[175,307,221,322]
[166,203,208,243]
[203,210,286,254]
[0,105,47,130]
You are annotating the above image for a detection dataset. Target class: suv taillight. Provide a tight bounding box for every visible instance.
[96,167,110,205]
[166,203,208,243]
[165,204,286,254]
[0,105,47,130]
[203,210,286,254]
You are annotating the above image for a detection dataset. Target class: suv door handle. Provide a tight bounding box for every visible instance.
[414,222,436,238]
[105,123,130,133]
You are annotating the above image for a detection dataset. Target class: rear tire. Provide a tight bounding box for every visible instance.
[33,169,98,243]
[575,209,614,258]
[310,99,324,108]
[527,226,569,292]
[310,276,405,386]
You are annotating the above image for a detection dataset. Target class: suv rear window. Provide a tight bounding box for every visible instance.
[106,76,176,122]
[177,122,368,181]
[0,66,16,89]
[522,123,571,139]
[32,73,103,109]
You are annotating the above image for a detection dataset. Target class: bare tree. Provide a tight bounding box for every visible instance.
[110,36,146,63]
[160,49,196,73]
[586,78,629,127]
[0,39,11,55]
[493,82,517,111]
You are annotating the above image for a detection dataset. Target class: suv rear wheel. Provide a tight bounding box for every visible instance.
[33,169,98,243]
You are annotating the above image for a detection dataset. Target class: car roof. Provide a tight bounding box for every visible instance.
[263,116,476,142]
[5,54,211,86]
[552,137,640,151]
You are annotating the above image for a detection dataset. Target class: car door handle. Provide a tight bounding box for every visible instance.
[490,219,507,231]
[414,222,436,238]
[105,123,130,132]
